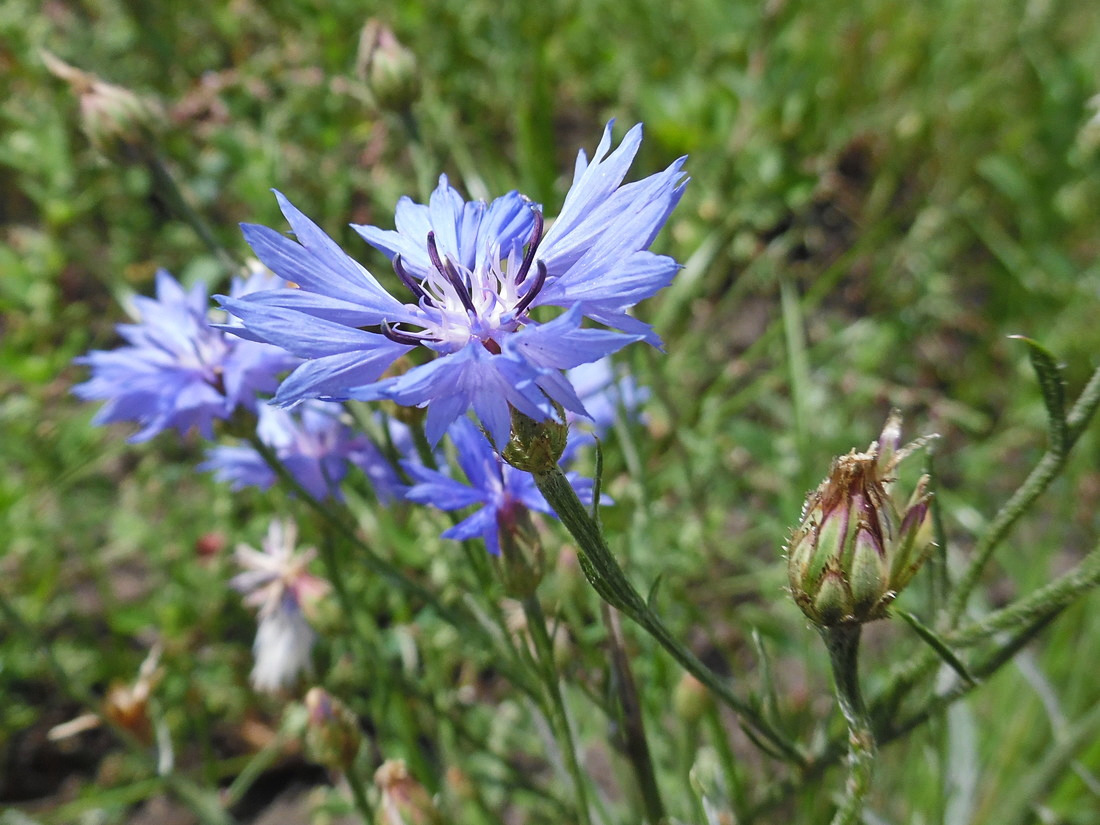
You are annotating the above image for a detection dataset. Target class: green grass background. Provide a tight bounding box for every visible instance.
[3,0,1100,822]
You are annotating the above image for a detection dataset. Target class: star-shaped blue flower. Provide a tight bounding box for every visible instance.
[74,269,297,441]
[220,122,687,447]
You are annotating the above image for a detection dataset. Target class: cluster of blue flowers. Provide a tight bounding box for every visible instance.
[74,122,683,554]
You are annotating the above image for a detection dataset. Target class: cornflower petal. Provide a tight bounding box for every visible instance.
[381,345,551,446]
[541,121,642,251]
[505,306,640,370]
[274,344,413,406]
[230,288,402,328]
[274,191,398,300]
[444,508,502,556]
[217,299,406,359]
[404,418,595,556]
[240,223,397,318]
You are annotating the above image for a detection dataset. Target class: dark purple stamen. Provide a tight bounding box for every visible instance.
[513,260,547,317]
[426,231,477,316]
[381,320,426,346]
[514,209,544,286]
[393,255,430,304]
[425,231,448,279]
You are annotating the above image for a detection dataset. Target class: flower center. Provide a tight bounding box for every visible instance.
[380,208,547,352]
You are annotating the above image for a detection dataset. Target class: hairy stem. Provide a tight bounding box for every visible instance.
[145,152,243,276]
[821,625,876,825]
[748,541,1100,821]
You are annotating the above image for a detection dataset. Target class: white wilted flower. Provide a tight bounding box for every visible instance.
[231,519,330,692]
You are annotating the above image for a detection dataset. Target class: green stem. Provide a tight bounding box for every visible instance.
[780,275,813,488]
[533,464,805,766]
[946,363,1100,626]
[947,543,1100,648]
[877,540,1100,724]
[883,611,1062,744]
[602,603,666,824]
[821,625,876,825]
[521,594,592,825]
[703,705,747,822]
[144,152,242,275]
[345,766,376,824]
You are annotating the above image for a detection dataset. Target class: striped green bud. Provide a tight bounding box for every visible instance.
[786,411,936,626]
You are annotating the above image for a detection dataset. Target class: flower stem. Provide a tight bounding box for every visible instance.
[345,766,376,824]
[521,594,593,825]
[533,464,804,766]
[144,152,243,276]
[946,363,1100,626]
[602,603,666,824]
[746,542,1100,820]
[820,625,876,825]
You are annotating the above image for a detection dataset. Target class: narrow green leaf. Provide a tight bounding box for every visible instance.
[922,450,950,612]
[646,574,665,611]
[751,629,782,727]
[591,437,604,521]
[897,610,977,686]
[739,720,789,762]
[780,276,812,480]
[1010,336,1068,456]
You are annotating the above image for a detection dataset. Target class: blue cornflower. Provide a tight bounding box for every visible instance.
[73,269,297,442]
[403,418,593,556]
[201,401,404,502]
[220,122,687,447]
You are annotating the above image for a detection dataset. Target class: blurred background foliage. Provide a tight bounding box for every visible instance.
[3,0,1100,821]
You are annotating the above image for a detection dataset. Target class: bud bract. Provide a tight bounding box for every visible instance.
[501,405,568,473]
[787,411,936,626]
[356,20,421,113]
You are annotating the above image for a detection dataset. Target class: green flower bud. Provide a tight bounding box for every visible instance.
[673,673,712,725]
[501,405,568,473]
[304,687,362,773]
[356,20,421,114]
[42,50,163,163]
[787,411,936,627]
